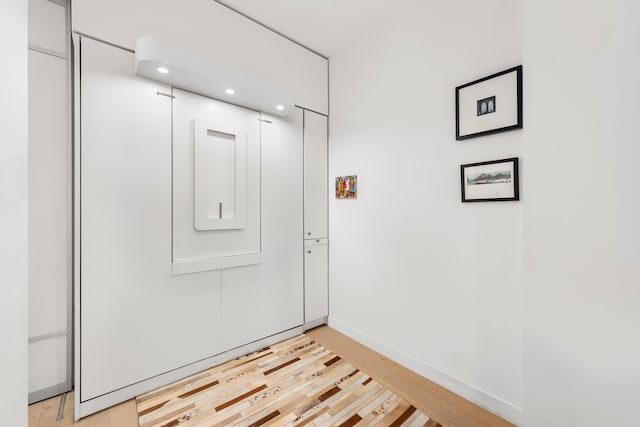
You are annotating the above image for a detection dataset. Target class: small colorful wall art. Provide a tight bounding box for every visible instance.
[335,175,357,199]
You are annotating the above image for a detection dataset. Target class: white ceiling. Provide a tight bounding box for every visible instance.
[215,0,403,58]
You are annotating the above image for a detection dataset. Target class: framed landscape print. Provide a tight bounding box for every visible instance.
[461,158,519,202]
[456,65,523,140]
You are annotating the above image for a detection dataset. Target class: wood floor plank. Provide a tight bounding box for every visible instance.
[59,393,75,427]
[29,391,135,427]
[108,400,139,427]
[35,396,61,427]
[29,399,44,427]
[72,409,109,427]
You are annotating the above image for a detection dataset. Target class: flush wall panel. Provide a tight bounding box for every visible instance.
[28,0,72,402]
[172,89,260,265]
[304,241,329,323]
[29,0,66,55]
[221,109,304,350]
[28,50,69,340]
[78,37,305,415]
[303,110,328,239]
[80,38,223,401]
[28,336,67,393]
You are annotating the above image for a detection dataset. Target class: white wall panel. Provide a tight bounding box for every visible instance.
[304,241,328,323]
[303,111,328,239]
[79,37,305,413]
[27,0,72,403]
[523,1,640,425]
[28,337,68,393]
[172,90,260,263]
[80,38,223,401]
[0,0,28,423]
[221,109,304,350]
[28,50,69,339]
[71,0,328,114]
[29,0,67,55]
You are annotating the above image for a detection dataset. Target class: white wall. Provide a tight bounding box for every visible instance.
[523,1,640,425]
[72,0,328,114]
[0,0,28,424]
[328,0,523,423]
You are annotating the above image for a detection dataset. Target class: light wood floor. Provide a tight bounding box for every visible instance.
[29,326,515,427]
[28,391,138,427]
[306,327,515,427]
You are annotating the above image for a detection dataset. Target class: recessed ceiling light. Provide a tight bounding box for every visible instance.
[225,88,235,95]
[276,105,285,111]
[156,66,169,74]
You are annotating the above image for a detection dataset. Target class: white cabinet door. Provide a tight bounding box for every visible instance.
[28,49,71,403]
[304,241,328,323]
[303,110,328,239]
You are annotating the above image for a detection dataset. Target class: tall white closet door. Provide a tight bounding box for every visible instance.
[28,48,71,404]
[28,0,72,404]
[303,111,328,239]
[303,110,329,326]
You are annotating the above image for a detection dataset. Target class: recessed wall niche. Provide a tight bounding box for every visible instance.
[172,89,262,274]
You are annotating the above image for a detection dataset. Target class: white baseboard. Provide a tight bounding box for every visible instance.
[328,317,523,426]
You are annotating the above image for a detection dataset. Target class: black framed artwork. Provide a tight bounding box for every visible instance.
[456,66,523,141]
[461,157,519,202]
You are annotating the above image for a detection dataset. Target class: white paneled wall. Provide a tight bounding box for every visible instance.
[220,109,304,350]
[28,0,72,404]
[73,0,327,419]
[76,37,308,417]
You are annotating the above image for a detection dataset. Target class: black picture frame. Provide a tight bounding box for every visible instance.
[461,157,519,202]
[456,65,523,141]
